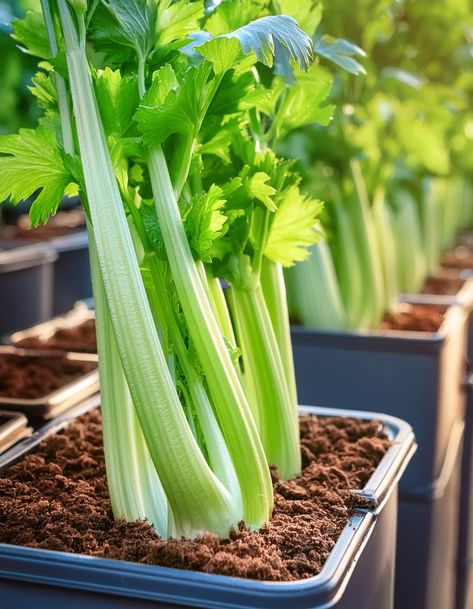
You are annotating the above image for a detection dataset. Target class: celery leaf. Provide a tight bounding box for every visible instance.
[12,11,49,59]
[264,186,323,266]
[158,0,205,46]
[184,185,227,262]
[219,15,313,70]
[0,129,76,226]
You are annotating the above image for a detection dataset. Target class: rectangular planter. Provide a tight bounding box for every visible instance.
[0,240,57,334]
[7,305,96,354]
[404,276,473,609]
[291,302,468,490]
[0,398,415,609]
[395,419,463,609]
[0,346,99,421]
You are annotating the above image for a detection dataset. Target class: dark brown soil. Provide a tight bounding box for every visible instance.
[422,270,466,295]
[16,320,97,354]
[0,410,390,581]
[441,246,473,270]
[380,303,445,332]
[0,353,97,399]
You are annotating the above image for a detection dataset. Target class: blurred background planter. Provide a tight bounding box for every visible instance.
[7,304,96,354]
[0,346,98,424]
[291,301,468,609]
[403,274,473,609]
[0,240,56,334]
[0,400,415,609]
[2,206,92,315]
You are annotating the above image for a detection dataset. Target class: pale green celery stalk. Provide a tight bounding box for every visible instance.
[420,179,441,273]
[372,189,398,312]
[260,258,297,406]
[56,0,240,538]
[41,0,169,536]
[201,266,241,374]
[147,147,272,526]
[88,225,170,537]
[142,252,242,507]
[227,293,261,430]
[227,281,301,479]
[390,189,428,294]
[330,188,365,329]
[40,0,74,154]
[349,160,386,327]
[284,240,348,330]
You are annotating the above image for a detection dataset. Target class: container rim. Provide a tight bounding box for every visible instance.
[0,346,99,419]
[0,239,57,272]
[0,399,415,609]
[291,301,466,355]
[7,305,96,354]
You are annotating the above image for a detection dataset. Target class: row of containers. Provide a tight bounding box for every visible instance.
[0,212,472,608]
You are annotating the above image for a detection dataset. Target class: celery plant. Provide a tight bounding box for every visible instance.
[0,0,325,536]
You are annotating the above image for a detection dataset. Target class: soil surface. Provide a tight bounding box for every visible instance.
[0,410,390,581]
[16,320,97,354]
[441,245,473,270]
[380,303,445,332]
[0,353,97,399]
[422,270,466,295]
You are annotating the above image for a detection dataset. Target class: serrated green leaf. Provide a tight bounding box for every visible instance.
[197,37,244,74]
[0,129,76,226]
[101,0,157,59]
[184,184,227,262]
[29,68,57,110]
[220,15,313,70]
[247,172,277,211]
[135,62,212,146]
[158,0,204,46]
[95,67,140,138]
[146,64,179,105]
[12,11,49,59]
[264,185,323,266]
[198,130,232,162]
[272,65,334,138]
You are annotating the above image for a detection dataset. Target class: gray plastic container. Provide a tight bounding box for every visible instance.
[0,240,57,334]
[404,278,473,609]
[0,398,415,609]
[291,302,468,490]
[49,231,92,315]
[396,419,463,609]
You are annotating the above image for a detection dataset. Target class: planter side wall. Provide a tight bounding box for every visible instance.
[395,424,462,609]
[292,328,464,490]
[0,263,54,334]
[52,240,92,315]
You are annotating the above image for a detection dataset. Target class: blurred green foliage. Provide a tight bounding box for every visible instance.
[0,0,41,134]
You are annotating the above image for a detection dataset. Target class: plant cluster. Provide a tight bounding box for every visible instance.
[0,0,339,538]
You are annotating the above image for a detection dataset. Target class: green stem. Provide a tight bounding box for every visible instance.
[260,258,297,406]
[229,283,301,480]
[56,0,239,538]
[40,0,75,155]
[88,222,170,537]
[148,145,273,526]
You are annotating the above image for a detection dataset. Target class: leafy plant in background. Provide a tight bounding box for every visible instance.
[284,0,473,331]
[0,0,333,539]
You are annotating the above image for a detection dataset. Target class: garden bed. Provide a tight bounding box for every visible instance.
[0,409,389,582]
